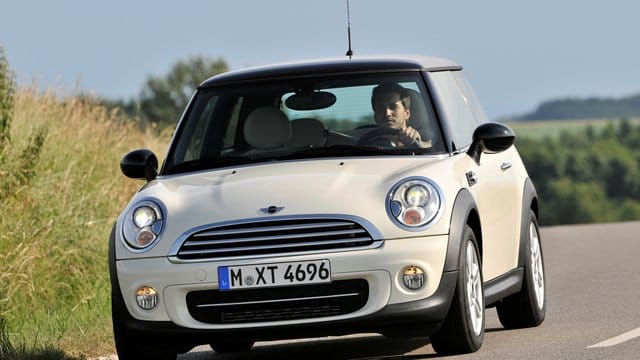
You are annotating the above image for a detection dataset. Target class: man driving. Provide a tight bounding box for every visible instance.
[370,82,430,148]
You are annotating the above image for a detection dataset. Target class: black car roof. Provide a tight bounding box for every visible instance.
[200,55,462,87]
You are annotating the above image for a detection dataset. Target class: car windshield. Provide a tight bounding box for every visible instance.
[163,72,445,175]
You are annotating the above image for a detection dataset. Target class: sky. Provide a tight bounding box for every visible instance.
[2,0,640,120]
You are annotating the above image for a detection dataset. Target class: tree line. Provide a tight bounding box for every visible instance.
[518,94,640,120]
[516,119,640,225]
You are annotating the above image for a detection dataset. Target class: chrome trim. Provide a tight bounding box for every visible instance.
[168,214,383,264]
[259,206,284,214]
[195,292,361,308]
[466,171,478,187]
[120,198,167,254]
[186,228,367,246]
[178,237,374,256]
[501,162,512,171]
[385,176,446,232]
[193,221,356,238]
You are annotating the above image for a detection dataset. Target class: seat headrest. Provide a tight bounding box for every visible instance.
[290,118,327,148]
[407,89,428,132]
[244,107,292,149]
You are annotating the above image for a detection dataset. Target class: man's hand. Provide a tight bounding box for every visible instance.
[395,127,432,148]
[398,126,422,147]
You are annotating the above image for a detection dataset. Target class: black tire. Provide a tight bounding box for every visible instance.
[496,210,546,328]
[112,299,178,360]
[210,339,255,354]
[430,225,484,354]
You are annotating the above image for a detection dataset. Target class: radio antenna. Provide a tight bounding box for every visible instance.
[345,0,354,59]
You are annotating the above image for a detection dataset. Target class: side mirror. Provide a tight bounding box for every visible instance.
[467,122,515,165]
[120,149,158,181]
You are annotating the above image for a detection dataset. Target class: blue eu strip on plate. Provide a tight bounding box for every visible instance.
[218,266,230,290]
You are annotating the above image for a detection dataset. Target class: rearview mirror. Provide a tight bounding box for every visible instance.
[467,122,515,165]
[120,149,158,181]
[285,90,337,110]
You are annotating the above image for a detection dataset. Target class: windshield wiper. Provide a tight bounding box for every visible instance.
[164,156,256,174]
[164,145,424,175]
[284,144,413,158]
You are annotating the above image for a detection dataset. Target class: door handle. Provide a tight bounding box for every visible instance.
[500,162,512,171]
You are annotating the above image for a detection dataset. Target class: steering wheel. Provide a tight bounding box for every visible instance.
[356,127,402,147]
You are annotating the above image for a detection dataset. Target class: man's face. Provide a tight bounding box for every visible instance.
[373,93,410,129]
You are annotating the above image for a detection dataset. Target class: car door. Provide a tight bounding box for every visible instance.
[467,148,521,281]
[426,70,520,281]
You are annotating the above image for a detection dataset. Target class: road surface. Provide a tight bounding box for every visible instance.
[163,221,640,359]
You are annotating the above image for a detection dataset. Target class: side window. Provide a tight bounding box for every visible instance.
[222,97,242,149]
[428,71,482,150]
[172,95,218,163]
[451,71,489,125]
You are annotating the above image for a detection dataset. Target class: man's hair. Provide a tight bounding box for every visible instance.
[371,82,411,110]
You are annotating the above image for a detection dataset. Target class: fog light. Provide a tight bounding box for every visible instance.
[402,266,426,290]
[135,286,158,310]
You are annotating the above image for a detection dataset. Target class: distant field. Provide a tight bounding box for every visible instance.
[505,117,640,139]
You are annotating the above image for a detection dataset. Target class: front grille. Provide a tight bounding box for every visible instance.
[186,279,369,324]
[176,218,376,260]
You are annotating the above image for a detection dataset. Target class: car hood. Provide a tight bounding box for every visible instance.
[117,156,464,258]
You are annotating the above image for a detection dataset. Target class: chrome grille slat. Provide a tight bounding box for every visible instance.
[184,228,367,247]
[178,236,373,256]
[193,221,354,237]
[176,218,376,260]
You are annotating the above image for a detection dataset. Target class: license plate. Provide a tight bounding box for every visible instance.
[218,259,331,291]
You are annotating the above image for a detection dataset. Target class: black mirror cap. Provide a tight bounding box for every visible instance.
[120,149,158,181]
[467,122,516,165]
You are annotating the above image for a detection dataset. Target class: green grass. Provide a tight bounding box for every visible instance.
[505,117,640,140]
[0,89,166,358]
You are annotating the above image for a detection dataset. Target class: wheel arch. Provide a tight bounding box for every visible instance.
[518,178,539,268]
[108,223,123,299]
[444,189,481,272]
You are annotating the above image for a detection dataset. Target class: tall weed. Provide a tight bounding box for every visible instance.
[0,47,13,151]
[0,87,165,357]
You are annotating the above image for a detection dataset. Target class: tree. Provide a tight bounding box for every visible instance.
[0,47,14,150]
[543,178,615,225]
[135,56,229,126]
[0,46,47,199]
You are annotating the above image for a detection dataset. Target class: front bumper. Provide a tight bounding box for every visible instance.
[112,270,457,344]
[111,233,456,342]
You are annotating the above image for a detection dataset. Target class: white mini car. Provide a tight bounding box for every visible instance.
[109,55,546,359]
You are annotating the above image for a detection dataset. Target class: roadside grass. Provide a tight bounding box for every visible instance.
[1,316,84,360]
[505,117,640,140]
[0,88,166,358]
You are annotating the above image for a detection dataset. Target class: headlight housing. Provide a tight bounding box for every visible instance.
[386,177,444,230]
[122,200,164,251]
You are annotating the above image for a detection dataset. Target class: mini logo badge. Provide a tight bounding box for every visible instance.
[260,206,284,214]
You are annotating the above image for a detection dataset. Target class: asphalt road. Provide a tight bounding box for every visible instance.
[173,221,640,360]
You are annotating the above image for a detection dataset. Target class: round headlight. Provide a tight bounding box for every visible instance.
[387,177,444,230]
[133,206,157,228]
[405,185,429,207]
[122,200,164,251]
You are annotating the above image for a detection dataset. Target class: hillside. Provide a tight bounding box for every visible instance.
[518,93,640,120]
